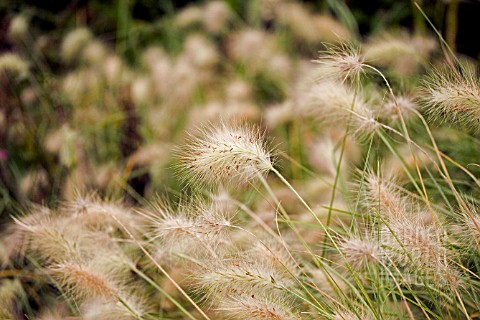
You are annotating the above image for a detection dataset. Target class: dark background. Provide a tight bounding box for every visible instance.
[1,0,480,59]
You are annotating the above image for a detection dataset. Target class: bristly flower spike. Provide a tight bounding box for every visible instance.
[177,122,273,187]
[420,62,480,130]
[338,236,382,271]
[313,43,364,83]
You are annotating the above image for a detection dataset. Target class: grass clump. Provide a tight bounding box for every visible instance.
[1,1,480,319]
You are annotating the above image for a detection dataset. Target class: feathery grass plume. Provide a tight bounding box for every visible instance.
[8,14,29,43]
[61,27,92,64]
[420,62,480,130]
[275,2,351,45]
[196,258,295,301]
[381,145,432,181]
[452,203,480,253]
[61,69,102,108]
[102,54,126,86]
[363,32,435,76]
[82,40,108,66]
[301,79,380,137]
[275,2,319,44]
[209,188,237,213]
[141,47,175,104]
[49,260,120,301]
[148,199,232,257]
[0,52,29,80]
[275,2,314,29]
[264,53,293,81]
[183,34,219,69]
[381,212,460,288]
[81,294,148,320]
[202,0,231,34]
[177,122,273,187]
[13,209,89,263]
[61,194,144,238]
[247,239,299,277]
[376,95,418,124]
[175,5,203,29]
[312,15,352,43]
[228,29,283,75]
[131,75,152,106]
[215,293,301,320]
[14,203,126,266]
[338,235,382,271]
[168,55,214,108]
[226,78,253,102]
[362,171,406,218]
[314,43,364,82]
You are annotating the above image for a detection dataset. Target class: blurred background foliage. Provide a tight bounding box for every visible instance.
[1,0,480,59]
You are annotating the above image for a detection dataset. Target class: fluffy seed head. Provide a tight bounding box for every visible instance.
[312,15,352,43]
[462,215,480,250]
[247,240,299,277]
[339,236,382,271]
[275,2,319,44]
[8,15,29,43]
[183,34,219,69]
[362,172,405,217]
[301,79,379,137]
[453,203,480,253]
[314,44,364,82]
[382,215,441,265]
[420,63,480,130]
[363,32,435,76]
[381,214,459,288]
[61,28,92,64]
[82,40,108,66]
[196,258,294,300]
[61,194,143,238]
[177,123,273,186]
[0,53,29,80]
[81,295,148,320]
[228,29,281,75]
[202,0,231,34]
[378,95,418,123]
[175,5,203,29]
[49,262,119,301]
[275,3,351,45]
[215,294,299,320]
[148,200,232,256]
[14,211,87,263]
